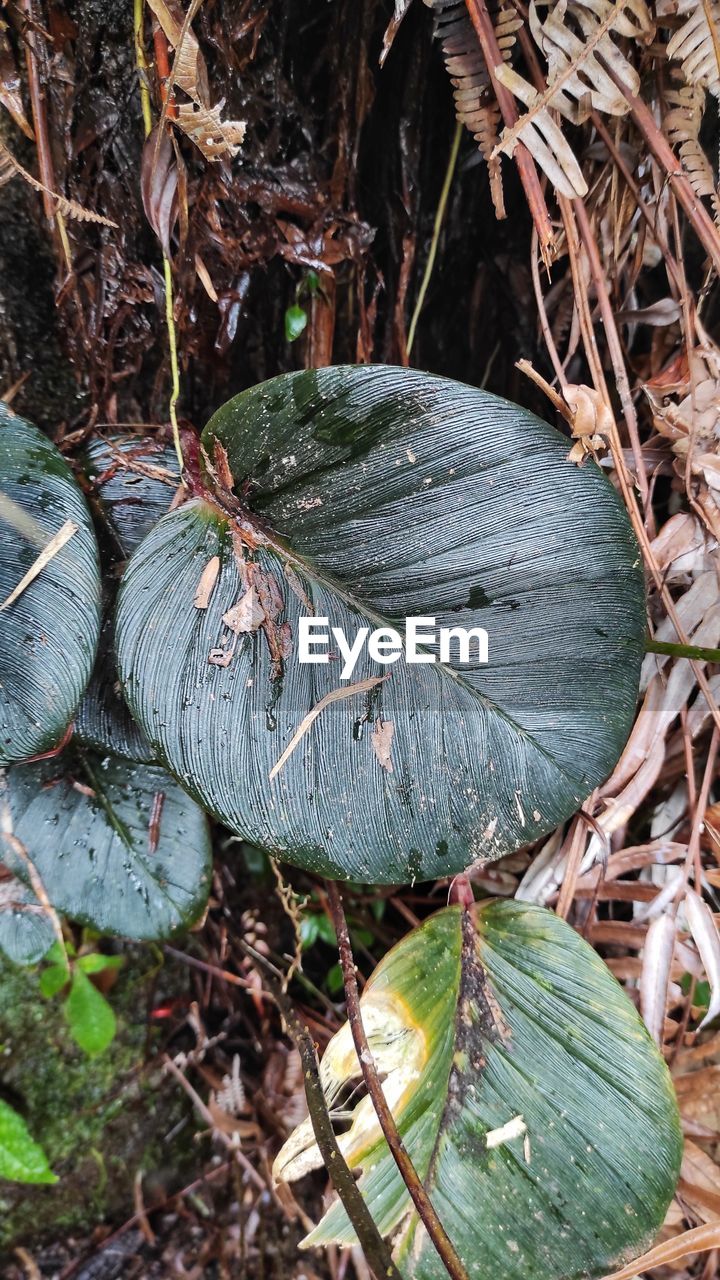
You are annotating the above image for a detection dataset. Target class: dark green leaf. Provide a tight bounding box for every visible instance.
[65,967,116,1056]
[75,605,155,763]
[0,875,54,967]
[116,367,645,884]
[2,749,212,940]
[0,1097,57,1184]
[0,406,101,764]
[82,434,180,559]
[276,901,682,1280]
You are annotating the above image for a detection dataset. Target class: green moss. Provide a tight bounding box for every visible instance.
[0,949,197,1252]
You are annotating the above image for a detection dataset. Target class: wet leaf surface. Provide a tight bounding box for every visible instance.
[0,407,101,765]
[277,901,682,1280]
[116,366,645,883]
[2,749,211,940]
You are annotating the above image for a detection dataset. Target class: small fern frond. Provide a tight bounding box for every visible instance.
[667,0,720,99]
[664,79,720,220]
[425,0,521,217]
[493,0,652,199]
[0,140,117,228]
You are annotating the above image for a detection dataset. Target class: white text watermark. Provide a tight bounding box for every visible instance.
[298,616,489,680]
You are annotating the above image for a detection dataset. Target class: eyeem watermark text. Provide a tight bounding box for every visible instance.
[299,616,489,680]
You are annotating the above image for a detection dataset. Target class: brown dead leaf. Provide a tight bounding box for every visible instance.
[140,126,178,258]
[223,588,266,635]
[679,1139,720,1223]
[176,101,246,163]
[145,0,245,162]
[600,1223,720,1279]
[371,717,395,773]
[194,556,220,609]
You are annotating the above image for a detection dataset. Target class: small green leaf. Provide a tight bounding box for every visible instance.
[46,940,72,963]
[65,968,116,1057]
[76,953,124,975]
[284,304,307,342]
[0,1098,57,1184]
[276,901,682,1279]
[300,916,319,948]
[39,964,70,999]
[326,962,344,994]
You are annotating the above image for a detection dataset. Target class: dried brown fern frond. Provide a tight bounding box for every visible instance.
[493,0,653,198]
[667,0,720,99]
[528,0,652,123]
[0,139,117,228]
[425,0,521,217]
[664,78,720,220]
[493,63,588,196]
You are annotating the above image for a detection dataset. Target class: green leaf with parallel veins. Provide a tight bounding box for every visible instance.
[275,901,682,1280]
[65,967,116,1057]
[0,874,55,966]
[0,1098,57,1184]
[116,367,645,884]
[1,749,212,940]
[75,604,155,763]
[82,434,180,559]
[0,405,101,764]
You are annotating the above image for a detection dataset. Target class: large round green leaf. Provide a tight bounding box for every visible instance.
[1,749,212,940]
[116,367,644,883]
[0,406,102,764]
[275,901,682,1280]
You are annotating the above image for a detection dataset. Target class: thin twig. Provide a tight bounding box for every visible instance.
[269,676,386,781]
[573,197,649,509]
[407,120,463,356]
[0,519,77,612]
[236,938,402,1280]
[646,639,720,664]
[133,0,184,471]
[19,0,73,272]
[597,53,720,278]
[326,880,470,1280]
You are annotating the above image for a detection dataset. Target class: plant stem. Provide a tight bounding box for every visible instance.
[132,0,184,471]
[236,939,401,1280]
[596,52,720,278]
[133,0,153,135]
[464,0,555,265]
[645,639,720,664]
[407,120,463,357]
[326,880,470,1280]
